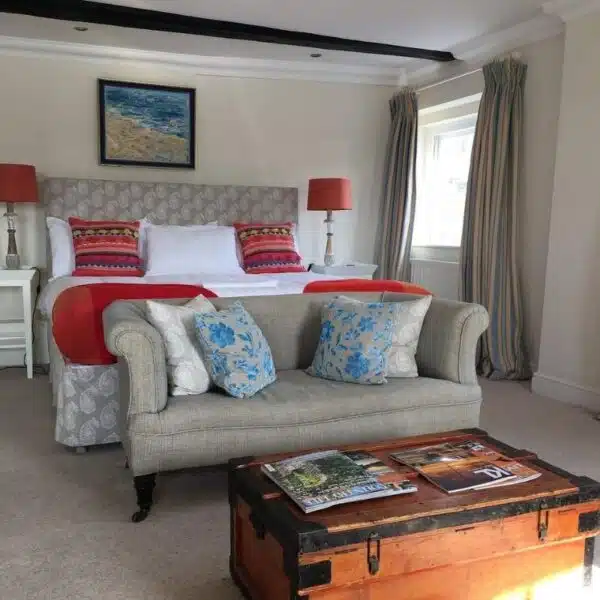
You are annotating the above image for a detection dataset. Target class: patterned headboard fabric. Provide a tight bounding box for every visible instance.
[41,178,298,224]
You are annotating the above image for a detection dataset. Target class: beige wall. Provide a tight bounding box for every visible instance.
[0,53,394,365]
[418,33,565,372]
[0,54,394,267]
[534,14,600,409]
[517,34,565,373]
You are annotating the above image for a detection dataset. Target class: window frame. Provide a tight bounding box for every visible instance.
[412,111,478,263]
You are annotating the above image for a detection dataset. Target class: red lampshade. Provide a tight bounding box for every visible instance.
[0,164,38,204]
[307,178,352,211]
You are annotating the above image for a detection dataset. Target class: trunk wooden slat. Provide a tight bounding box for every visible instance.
[229,428,600,600]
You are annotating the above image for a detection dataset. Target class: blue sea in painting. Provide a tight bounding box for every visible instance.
[104,85,191,139]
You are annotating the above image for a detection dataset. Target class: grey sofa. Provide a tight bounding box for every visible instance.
[103,291,489,521]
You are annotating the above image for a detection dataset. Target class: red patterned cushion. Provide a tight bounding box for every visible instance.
[69,217,144,276]
[234,222,306,274]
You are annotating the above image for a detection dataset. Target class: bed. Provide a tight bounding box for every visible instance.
[40,177,338,450]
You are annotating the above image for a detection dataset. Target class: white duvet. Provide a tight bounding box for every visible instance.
[38,271,341,317]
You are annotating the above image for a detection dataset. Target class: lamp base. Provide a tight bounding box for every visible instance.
[5,252,20,270]
[4,202,21,270]
[323,210,335,266]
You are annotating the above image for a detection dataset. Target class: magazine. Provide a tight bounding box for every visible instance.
[261,449,417,513]
[390,440,540,494]
[342,450,408,484]
[472,460,541,489]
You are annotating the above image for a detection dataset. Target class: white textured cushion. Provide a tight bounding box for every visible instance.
[146,224,243,275]
[146,295,216,395]
[337,294,432,378]
[386,295,432,377]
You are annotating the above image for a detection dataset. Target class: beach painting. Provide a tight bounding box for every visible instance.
[98,79,195,169]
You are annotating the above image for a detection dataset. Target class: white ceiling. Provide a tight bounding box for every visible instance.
[89,0,549,50]
[0,0,574,84]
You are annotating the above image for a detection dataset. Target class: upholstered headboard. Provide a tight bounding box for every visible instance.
[41,177,299,224]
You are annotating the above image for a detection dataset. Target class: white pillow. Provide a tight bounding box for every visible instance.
[146,225,244,275]
[386,295,432,377]
[46,217,75,279]
[146,295,216,395]
[46,216,151,278]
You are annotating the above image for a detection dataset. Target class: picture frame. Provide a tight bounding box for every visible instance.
[98,79,196,169]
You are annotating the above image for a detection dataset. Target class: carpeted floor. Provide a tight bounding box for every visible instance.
[1,369,599,599]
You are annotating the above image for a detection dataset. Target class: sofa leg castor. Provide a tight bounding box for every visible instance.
[74,446,87,454]
[132,473,156,523]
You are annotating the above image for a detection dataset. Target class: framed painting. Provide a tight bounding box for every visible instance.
[98,79,196,169]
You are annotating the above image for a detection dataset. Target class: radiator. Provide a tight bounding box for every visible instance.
[410,259,460,300]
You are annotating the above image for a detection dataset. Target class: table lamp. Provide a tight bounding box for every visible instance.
[0,164,38,270]
[307,177,352,266]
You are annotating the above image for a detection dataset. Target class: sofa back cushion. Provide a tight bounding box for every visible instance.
[210,294,382,370]
[127,292,407,371]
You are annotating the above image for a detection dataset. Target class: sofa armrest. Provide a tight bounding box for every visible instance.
[416,297,489,385]
[103,300,168,415]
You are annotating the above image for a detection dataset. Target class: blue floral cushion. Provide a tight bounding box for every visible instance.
[306,298,395,385]
[194,302,276,398]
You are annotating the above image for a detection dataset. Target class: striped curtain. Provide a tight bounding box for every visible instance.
[460,58,530,380]
[376,89,419,281]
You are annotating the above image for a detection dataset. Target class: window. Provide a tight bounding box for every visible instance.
[412,114,477,260]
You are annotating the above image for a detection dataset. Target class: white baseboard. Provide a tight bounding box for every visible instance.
[532,372,600,412]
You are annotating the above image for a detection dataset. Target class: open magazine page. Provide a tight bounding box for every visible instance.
[390,440,540,494]
[261,450,417,513]
[390,440,504,469]
[342,450,408,484]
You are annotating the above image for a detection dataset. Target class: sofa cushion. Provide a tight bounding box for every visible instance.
[337,294,433,378]
[210,293,386,371]
[130,369,482,436]
[146,295,216,396]
[194,302,277,399]
[307,298,397,385]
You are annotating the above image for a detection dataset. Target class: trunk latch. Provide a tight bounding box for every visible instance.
[367,533,381,575]
[538,501,549,542]
[249,511,266,540]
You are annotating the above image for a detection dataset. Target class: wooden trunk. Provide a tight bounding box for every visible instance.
[229,429,600,600]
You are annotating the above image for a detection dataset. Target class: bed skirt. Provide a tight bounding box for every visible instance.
[49,328,120,448]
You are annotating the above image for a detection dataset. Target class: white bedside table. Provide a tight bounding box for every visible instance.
[310,262,378,279]
[0,268,40,379]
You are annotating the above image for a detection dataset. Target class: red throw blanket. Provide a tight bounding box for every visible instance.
[302,278,432,295]
[52,283,217,365]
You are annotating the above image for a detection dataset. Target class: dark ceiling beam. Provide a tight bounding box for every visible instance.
[0,0,456,62]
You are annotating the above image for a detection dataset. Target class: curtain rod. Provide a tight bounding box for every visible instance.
[416,52,522,93]
[416,67,482,93]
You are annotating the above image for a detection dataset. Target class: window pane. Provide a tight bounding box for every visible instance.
[412,123,475,248]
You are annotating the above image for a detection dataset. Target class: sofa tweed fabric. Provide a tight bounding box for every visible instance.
[128,371,482,475]
[69,217,143,276]
[103,293,490,477]
[234,222,305,274]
